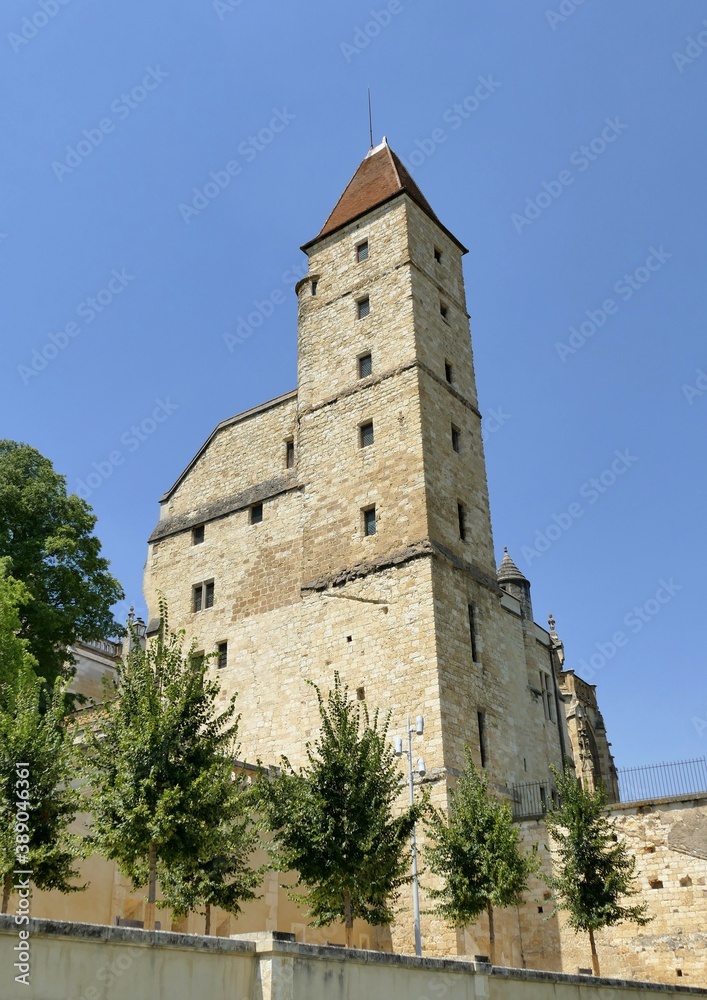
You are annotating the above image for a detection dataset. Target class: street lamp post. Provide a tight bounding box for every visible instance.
[394,715,426,957]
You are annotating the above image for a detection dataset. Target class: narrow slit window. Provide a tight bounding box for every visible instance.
[192,524,205,545]
[434,247,442,263]
[457,503,466,541]
[358,353,372,378]
[478,711,487,768]
[204,581,214,609]
[363,506,376,536]
[357,297,370,319]
[193,586,202,613]
[451,425,461,453]
[440,302,449,320]
[250,503,263,525]
[217,641,228,669]
[286,439,295,468]
[468,604,478,662]
[445,361,453,384]
[357,241,369,262]
[360,421,374,448]
[311,279,318,296]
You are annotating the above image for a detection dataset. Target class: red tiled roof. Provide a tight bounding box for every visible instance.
[302,139,467,252]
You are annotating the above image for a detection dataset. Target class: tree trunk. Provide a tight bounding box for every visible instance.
[487,901,495,965]
[588,927,600,976]
[205,903,211,936]
[2,873,12,914]
[145,841,157,930]
[344,889,353,949]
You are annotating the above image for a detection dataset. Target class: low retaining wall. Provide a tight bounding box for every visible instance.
[1,918,705,1000]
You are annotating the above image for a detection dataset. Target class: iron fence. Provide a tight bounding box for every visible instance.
[510,780,556,820]
[617,757,707,804]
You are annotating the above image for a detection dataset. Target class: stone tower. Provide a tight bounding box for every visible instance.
[144,138,573,953]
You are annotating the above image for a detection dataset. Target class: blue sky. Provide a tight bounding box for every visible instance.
[2,0,706,769]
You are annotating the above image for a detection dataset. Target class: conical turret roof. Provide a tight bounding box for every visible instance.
[497,547,529,584]
[302,138,467,252]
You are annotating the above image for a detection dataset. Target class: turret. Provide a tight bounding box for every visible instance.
[497,547,533,621]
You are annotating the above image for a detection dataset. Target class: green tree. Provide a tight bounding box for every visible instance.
[86,602,259,930]
[425,748,536,963]
[0,562,86,912]
[545,763,650,976]
[0,440,124,689]
[158,787,264,934]
[256,674,423,948]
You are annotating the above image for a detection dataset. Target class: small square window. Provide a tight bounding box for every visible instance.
[217,641,228,669]
[192,524,205,545]
[445,361,453,384]
[363,506,376,536]
[434,247,442,263]
[360,421,374,448]
[457,503,466,541]
[358,353,372,378]
[357,297,370,319]
[286,439,295,468]
[193,586,203,613]
[357,241,369,262]
[440,302,449,320]
[250,503,263,525]
[204,581,214,609]
[451,425,461,453]
[311,279,318,296]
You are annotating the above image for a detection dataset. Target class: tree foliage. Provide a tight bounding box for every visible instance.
[256,674,423,946]
[545,762,650,974]
[0,440,124,689]
[0,561,86,912]
[425,748,536,962]
[86,601,259,928]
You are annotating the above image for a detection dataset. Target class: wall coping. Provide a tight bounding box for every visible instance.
[2,917,704,994]
[609,791,707,812]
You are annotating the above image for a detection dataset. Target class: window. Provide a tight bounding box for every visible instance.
[356,686,365,701]
[193,581,214,612]
[468,604,478,662]
[192,524,205,545]
[539,785,548,812]
[363,506,376,536]
[451,425,461,453]
[445,361,453,383]
[311,279,318,296]
[250,503,263,525]
[477,711,487,768]
[358,353,372,378]
[192,650,205,670]
[457,503,466,541]
[540,671,556,722]
[286,439,295,468]
[434,247,442,263]
[357,297,370,319]
[359,421,374,448]
[440,302,449,320]
[357,241,369,262]
[217,641,228,669]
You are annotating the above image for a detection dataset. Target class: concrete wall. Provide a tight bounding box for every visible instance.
[1,919,703,1000]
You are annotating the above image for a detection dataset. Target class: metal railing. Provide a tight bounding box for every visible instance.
[617,758,707,804]
[510,780,556,820]
[75,637,123,658]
